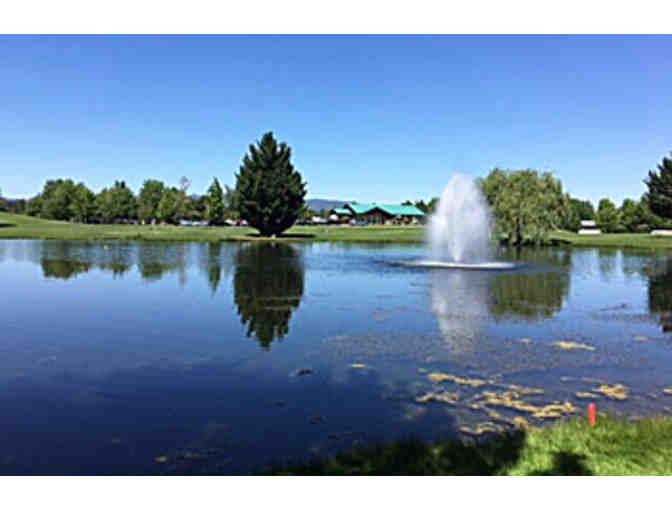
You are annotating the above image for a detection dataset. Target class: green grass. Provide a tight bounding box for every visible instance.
[0,212,425,243]
[268,416,672,475]
[551,230,672,250]
[4,213,672,249]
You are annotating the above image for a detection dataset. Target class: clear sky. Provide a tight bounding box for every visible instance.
[1,35,671,206]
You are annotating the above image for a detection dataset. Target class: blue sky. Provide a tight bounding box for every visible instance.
[1,35,671,206]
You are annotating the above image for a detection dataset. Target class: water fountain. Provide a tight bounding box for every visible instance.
[404,174,516,270]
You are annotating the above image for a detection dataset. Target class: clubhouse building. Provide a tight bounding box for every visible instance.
[331,202,426,225]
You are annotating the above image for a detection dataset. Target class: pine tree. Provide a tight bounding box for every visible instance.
[205,177,225,225]
[233,132,307,237]
[645,153,672,220]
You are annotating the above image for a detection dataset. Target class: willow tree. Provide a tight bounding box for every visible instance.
[233,132,307,237]
[480,168,572,246]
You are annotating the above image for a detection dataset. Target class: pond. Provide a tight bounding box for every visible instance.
[1,239,672,474]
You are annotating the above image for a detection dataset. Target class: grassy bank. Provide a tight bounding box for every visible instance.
[551,230,672,250]
[0,213,424,243]
[4,213,672,249]
[269,415,672,475]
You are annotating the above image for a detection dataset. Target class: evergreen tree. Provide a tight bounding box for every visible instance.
[233,132,307,236]
[644,153,672,220]
[205,177,226,225]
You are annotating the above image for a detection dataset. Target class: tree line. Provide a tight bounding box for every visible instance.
[6,132,307,235]
[17,176,237,225]
[4,136,672,242]
[401,152,672,244]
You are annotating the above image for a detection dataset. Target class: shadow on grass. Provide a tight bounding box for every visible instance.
[0,223,15,228]
[244,233,316,239]
[528,451,592,476]
[265,432,529,475]
[265,433,598,476]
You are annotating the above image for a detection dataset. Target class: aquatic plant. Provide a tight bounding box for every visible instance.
[427,372,488,387]
[593,384,628,400]
[553,341,596,351]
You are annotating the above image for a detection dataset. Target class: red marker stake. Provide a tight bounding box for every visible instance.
[588,403,596,427]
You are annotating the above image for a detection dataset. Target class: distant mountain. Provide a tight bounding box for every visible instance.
[306,199,350,212]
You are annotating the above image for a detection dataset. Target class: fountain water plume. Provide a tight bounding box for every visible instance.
[428,174,492,263]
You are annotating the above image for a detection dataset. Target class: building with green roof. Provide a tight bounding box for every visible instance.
[340,202,425,224]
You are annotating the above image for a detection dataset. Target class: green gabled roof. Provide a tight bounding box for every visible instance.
[346,203,377,214]
[332,208,351,215]
[345,203,425,216]
[376,204,425,216]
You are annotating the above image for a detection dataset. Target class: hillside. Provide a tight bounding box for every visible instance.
[306,199,349,212]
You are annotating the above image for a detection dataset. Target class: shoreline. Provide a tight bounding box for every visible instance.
[261,415,672,475]
[3,213,672,249]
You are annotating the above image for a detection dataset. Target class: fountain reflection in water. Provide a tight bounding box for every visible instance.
[430,268,490,356]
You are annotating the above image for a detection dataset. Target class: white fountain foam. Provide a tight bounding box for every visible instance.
[428,174,492,263]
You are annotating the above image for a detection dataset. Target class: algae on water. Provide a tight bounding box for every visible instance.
[477,390,576,419]
[416,391,460,405]
[459,422,505,436]
[575,392,599,399]
[427,372,488,387]
[594,384,628,400]
[553,341,595,352]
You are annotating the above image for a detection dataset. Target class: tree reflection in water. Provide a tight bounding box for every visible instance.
[490,249,571,321]
[233,243,305,350]
[644,258,672,333]
[430,248,572,353]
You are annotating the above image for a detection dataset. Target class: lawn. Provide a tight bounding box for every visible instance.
[4,213,672,249]
[268,415,672,475]
[0,212,425,243]
[550,230,672,250]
